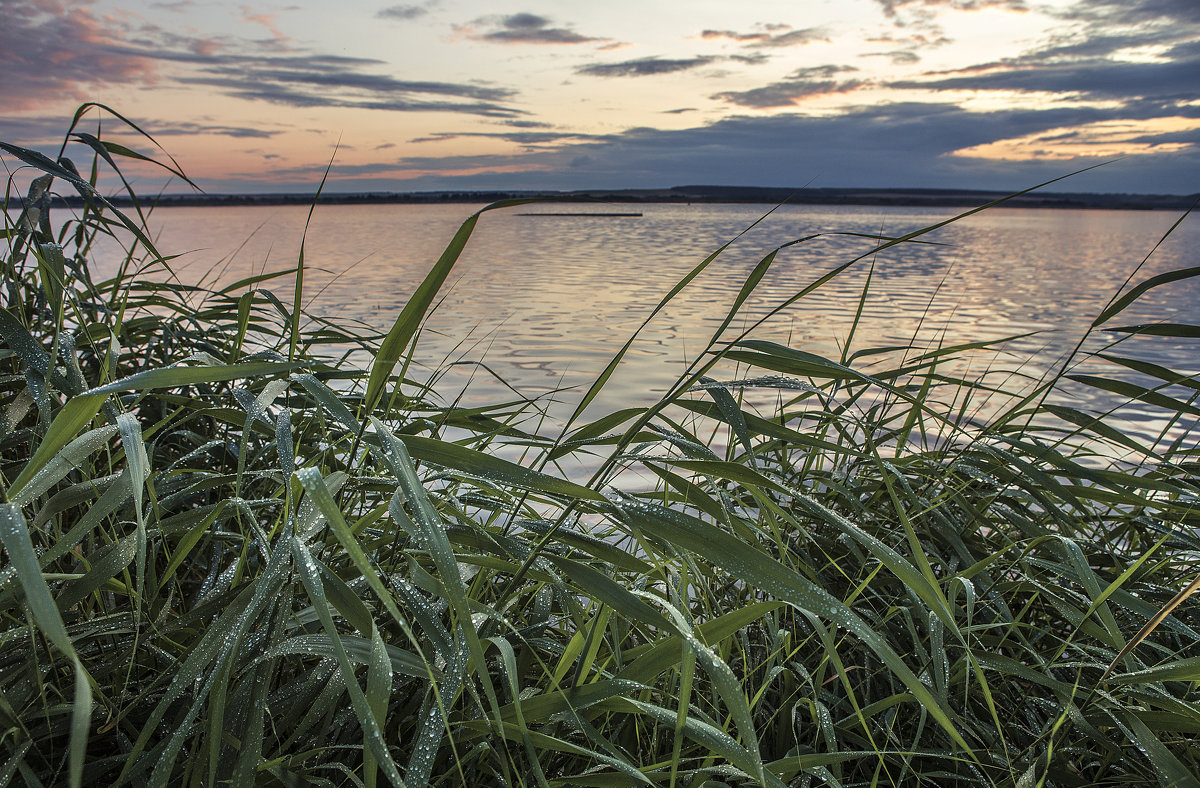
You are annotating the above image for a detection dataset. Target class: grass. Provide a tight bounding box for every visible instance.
[2,106,1199,787]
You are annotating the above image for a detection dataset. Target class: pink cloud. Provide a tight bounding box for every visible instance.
[1,0,157,111]
[240,7,292,43]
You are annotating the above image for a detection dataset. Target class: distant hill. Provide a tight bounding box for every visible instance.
[15,185,1199,211]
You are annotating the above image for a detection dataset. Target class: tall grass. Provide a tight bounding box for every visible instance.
[2,108,1199,787]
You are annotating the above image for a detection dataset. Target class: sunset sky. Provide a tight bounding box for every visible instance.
[3,0,1199,194]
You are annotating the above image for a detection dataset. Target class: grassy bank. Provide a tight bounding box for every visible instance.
[2,111,1199,787]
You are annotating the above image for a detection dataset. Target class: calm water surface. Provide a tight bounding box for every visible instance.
[103,202,1200,445]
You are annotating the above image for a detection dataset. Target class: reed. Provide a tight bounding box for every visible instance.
[2,107,1199,787]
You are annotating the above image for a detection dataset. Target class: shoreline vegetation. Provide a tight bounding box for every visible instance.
[3,111,1200,787]
[15,183,1200,211]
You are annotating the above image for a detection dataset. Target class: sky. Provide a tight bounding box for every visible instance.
[2,0,1199,194]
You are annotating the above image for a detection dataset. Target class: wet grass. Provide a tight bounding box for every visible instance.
[2,107,1199,787]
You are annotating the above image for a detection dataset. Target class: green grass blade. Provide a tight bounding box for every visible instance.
[1122,712,1200,788]
[363,198,541,414]
[5,394,108,501]
[291,537,408,787]
[615,497,976,756]
[0,504,92,788]
[1093,266,1200,327]
[86,361,302,395]
[401,434,604,502]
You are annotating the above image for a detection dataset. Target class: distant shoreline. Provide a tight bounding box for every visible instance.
[17,184,1199,211]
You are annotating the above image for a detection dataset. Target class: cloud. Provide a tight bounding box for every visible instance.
[407,129,610,148]
[1060,0,1200,26]
[460,13,611,45]
[729,53,772,65]
[885,0,1200,107]
[185,64,513,101]
[875,0,1028,16]
[263,151,547,180]
[755,29,833,48]
[576,56,718,78]
[700,28,769,43]
[892,52,1200,103]
[700,26,830,48]
[1,0,524,119]
[240,7,290,43]
[241,100,1195,194]
[0,114,282,160]
[1167,40,1200,60]
[377,4,430,21]
[502,119,554,128]
[714,66,868,108]
[467,102,1200,193]
[953,116,1200,159]
[869,0,1025,50]
[862,49,922,65]
[1029,0,1200,64]
[144,121,281,138]
[1,0,159,110]
[172,56,524,116]
[200,100,1200,194]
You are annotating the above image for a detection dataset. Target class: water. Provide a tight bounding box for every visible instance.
[91,201,1200,447]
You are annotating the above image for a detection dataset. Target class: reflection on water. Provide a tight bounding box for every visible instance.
[96,201,1200,446]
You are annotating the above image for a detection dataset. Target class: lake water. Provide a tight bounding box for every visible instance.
[94,201,1200,448]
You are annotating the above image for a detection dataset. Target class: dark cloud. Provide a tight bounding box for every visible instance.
[875,0,1027,15]
[576,56,718,78]
[870,0,1024,50]
[248,101,1198,195]
[700,26,829,48]
[755,29,832,48]
[500,12,549,29]
[0,115,280,164]
[1166,40,1200,60]
[407,129,609,148]
[886,0,1200,107]
[1127,128,1200,146]
[136,41,522,114]
[728,53,771,65]
[1010,0,1199,63]
[863,50,922,65]
[144,122,280,138]
[1060,0,1200,26]
[462,13,610,45]
[182,65,513,102]
[892,55,1200,102]
[714,66,868,108]
[700,28,769,43]
[170,59,522,116]
[514,103,1200,192]
[1013,31,1175,61]
[1004,0,1200,65]
[185,83,520,117]
[502,119,554,128]
[376,4,431,21]
[265,151,539,179]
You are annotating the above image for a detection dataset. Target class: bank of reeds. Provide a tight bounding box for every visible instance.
[2,109,1199,787]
